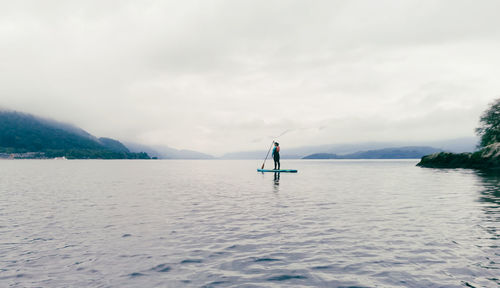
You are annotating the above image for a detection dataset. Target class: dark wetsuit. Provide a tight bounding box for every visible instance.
[272,146,280,170]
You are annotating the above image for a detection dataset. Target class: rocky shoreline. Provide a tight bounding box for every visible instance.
[417,143,500,170]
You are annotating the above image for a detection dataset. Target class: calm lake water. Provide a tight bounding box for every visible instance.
[0,160,498,287]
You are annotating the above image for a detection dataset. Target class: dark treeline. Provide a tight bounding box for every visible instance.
[418,98,500,170]
[0,111,150,159]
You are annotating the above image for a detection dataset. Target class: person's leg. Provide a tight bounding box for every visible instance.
[274,158,277,169]
[278,156,280,170]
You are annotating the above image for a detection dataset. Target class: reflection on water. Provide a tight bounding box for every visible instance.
[476,171,500,206]
[473,171,500,283]
[475,171,500,237]
[0,160,499,287]
[272,172,280,193]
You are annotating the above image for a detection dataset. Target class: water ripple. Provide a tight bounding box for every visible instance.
[0,160,498,287]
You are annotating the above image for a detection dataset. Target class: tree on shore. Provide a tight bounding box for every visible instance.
[476,98,500,147]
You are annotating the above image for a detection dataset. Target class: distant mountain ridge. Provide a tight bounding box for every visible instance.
[0,110,149,159]
[303,146,443,159]
[222,138,478,159]
[124,142,214,159]
[0,109,478,160]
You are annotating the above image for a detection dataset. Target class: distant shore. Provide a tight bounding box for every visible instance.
[0,151,150,160]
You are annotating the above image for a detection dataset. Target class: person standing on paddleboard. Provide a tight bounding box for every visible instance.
[272,142,280,170]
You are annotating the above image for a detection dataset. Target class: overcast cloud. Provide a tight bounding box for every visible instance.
[1,0,499,155]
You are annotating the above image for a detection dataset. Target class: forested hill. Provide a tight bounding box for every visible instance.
[0,111,149,159]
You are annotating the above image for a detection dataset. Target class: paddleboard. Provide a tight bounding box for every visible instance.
[257,169,298,173]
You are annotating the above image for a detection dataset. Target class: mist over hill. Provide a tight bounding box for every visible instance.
[0,111,149,159]
[124,142,214,159]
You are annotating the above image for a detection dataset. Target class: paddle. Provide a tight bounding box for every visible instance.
[261,140,275,169]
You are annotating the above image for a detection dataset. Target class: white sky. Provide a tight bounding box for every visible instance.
[1,0,499,155]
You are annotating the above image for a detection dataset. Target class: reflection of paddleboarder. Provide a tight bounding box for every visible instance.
[274,171,280,184]
[272,142,280,170]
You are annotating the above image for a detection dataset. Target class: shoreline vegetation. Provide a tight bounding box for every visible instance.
[417,143,500,171]
[0,150,150,160]
[418,98,500,171]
